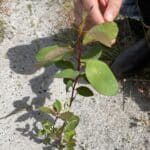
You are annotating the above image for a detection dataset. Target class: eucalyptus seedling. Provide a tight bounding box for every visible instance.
[36,12,119,150]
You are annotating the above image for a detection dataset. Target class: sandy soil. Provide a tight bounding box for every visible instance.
[0,0,149,150]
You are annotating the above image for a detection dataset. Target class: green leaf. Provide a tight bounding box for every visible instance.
[54,69,79,79]
[68,115,79,124]
[81,43,102,61]
[85,60,118,96]
[65,115,79,132]
[64,130,76,143]
[60,111,74,121]
[83,22,118,47]
[63,79,73,92]
[55,60,74,69]
[53,100,62,112]
[65,120,79,132]
[39,107,56,115]
[66,139,76,150]
[41,120,53,134]
[36,45,73,67]
[76,86,93,97]
[55,126,64,138]
[42,120,53,129]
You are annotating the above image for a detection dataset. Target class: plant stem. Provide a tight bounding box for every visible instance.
[69,31,83,107]
[52,116,58,133]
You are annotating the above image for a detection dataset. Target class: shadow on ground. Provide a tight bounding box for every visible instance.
[5,28,76,148]
[122,79,150,131]
[5,19,150,149]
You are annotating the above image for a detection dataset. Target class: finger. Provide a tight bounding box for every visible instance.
[74,0,105,30]
[84,1,105,30]
[86,0,105,24]
[99,0,108,7]
[98,0,108,14]
[104,0,122,22]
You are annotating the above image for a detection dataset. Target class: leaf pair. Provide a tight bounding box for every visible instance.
[39,100,62,115]
[36,22,118,67]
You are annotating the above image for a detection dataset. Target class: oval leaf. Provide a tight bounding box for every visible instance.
[36,45,73,67]
[64,120,79,132]
[53,100,62,112]
[64,130,76,143]
[54,69,79,79]
[63,79,73,92]
[39,107,56,115]
[85,60,118,96]
[83,22,118,47]
[55,60,74,69]
[60,111,74,121]
[76,86,93,97]
[68,115,80,123]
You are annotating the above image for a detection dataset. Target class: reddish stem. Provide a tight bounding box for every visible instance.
[69,32,83,107]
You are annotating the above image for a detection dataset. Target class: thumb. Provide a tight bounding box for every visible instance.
[104,0,122,22]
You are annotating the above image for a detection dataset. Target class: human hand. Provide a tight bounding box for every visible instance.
[74,0,122,30]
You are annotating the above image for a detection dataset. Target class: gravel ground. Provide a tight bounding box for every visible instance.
[0,0,150,150]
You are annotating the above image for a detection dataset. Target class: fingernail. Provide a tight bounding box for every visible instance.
[105,13,113,22]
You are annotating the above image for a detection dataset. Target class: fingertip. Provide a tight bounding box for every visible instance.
[104,0,122,22]
[90,8,105,24]
[104,13,114,22]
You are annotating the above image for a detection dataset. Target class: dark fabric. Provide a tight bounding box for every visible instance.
[111,38,150,78]
[120,0,150,26]
[120,0,141,19]
[138,0,150,26]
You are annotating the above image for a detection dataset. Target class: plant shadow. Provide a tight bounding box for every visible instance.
[5,28,76,148]
[122,79,150,131]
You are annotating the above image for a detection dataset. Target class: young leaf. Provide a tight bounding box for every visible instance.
[60,111,74,121]
[83,22,118,47]
[81,43,102,61]
[54,69,79,79]
[55,126,64,138]
[42,120,53,131]
[64,115,79,132]
[53,100,62,112]
[39,107,56,115]
[76,86,93,97]
[63,79,73,92]
[64,120,79,132]
[66,139,76,150]
[68,115,80,124]
[55,60,74,69]
[64,130,76,143]
[85,60,118,96]
[36,45,73,67]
